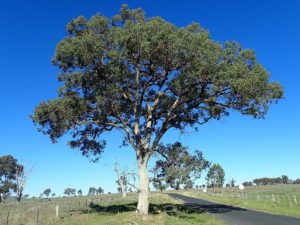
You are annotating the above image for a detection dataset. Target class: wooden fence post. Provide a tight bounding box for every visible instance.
[36,208,39,225]
[6,212,9,225]
[56,205,59,218]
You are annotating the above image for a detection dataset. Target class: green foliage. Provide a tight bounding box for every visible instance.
[243,181,253,186]
[0,155,23,203]
[31,4,284,214]
[206,163,225,188]
[294,179,300,184]
[32,5,283,163]
[253,176,289,185]
[229,178,236,187]
[97,187,104,194]
[88,187,96,195]
[152,142,210,190]
[64,188,76,196]
[43,188,51,197]
[282,175,289,184]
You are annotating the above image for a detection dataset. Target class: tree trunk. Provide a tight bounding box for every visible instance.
[121,184,127,198]
[137,160,149,215]
[0,193,2,203]
[17,194,21,202]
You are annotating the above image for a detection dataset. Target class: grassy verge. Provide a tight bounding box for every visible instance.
[183,184,300,218]
[0,193,225,225]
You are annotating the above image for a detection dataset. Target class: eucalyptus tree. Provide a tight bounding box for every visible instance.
[32,5,283,214]
[0,155,22,203]
[88,187,97,195]
[114,162,138,198]
[152,142,210,190]
[64,188,76,196]
[206,163,225,188]
[97,187,104,194]
[43,188,51,198]
[15,165,32,202]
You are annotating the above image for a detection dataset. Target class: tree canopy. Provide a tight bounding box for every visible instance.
[152,142,209,190]
[0,155,23,203]
[32,5,283,214]
[64,188,76,196]
[206,163,225,188]
[43,188,51,197]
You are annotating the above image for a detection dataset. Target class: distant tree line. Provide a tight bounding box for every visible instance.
[243,175,300,186]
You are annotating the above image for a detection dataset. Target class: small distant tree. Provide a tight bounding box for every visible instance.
[78,189,83,196]
[184,179,194,190]
[294,179,300,184]
[51,193,56,197]
[242,181,253,186]
[97,187,104,194]
[152,142,209,190]
[282,175,289,184]
[88,187,97,195]
[114,163,128,198]
[43,188,51,198]
[114,162,138,198]
[15,165,32,202]
[229,178,236,187]
[206,163,225,189]
[64,188,76,196]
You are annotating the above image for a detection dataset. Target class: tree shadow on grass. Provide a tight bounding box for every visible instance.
[76,200,246,220]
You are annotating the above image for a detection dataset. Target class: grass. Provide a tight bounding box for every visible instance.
[0,193,225,225]
[183,184,300,218]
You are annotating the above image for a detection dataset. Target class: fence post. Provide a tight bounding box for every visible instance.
[6,212,9,225]
[56,205,59,218]
[36,208,39,225]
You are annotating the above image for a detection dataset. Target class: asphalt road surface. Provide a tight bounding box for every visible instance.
[168,193,300,225]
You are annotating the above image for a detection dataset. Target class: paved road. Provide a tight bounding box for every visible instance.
[168,193,300,225]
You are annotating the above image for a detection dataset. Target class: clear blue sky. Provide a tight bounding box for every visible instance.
[0,0,299,197]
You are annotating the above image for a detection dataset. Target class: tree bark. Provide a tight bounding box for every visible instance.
[17,193,22,202]
[121,184,127,198]
[137,160,149,215]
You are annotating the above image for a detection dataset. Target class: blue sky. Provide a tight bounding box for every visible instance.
[0,0,299,197]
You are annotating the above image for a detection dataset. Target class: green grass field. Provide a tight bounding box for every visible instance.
[0,193,225,225]
[183,184,300,217]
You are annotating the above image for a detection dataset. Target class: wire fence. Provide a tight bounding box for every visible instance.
[204,191,300,206]
[0,195,130,225]
[187,186,300,210]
